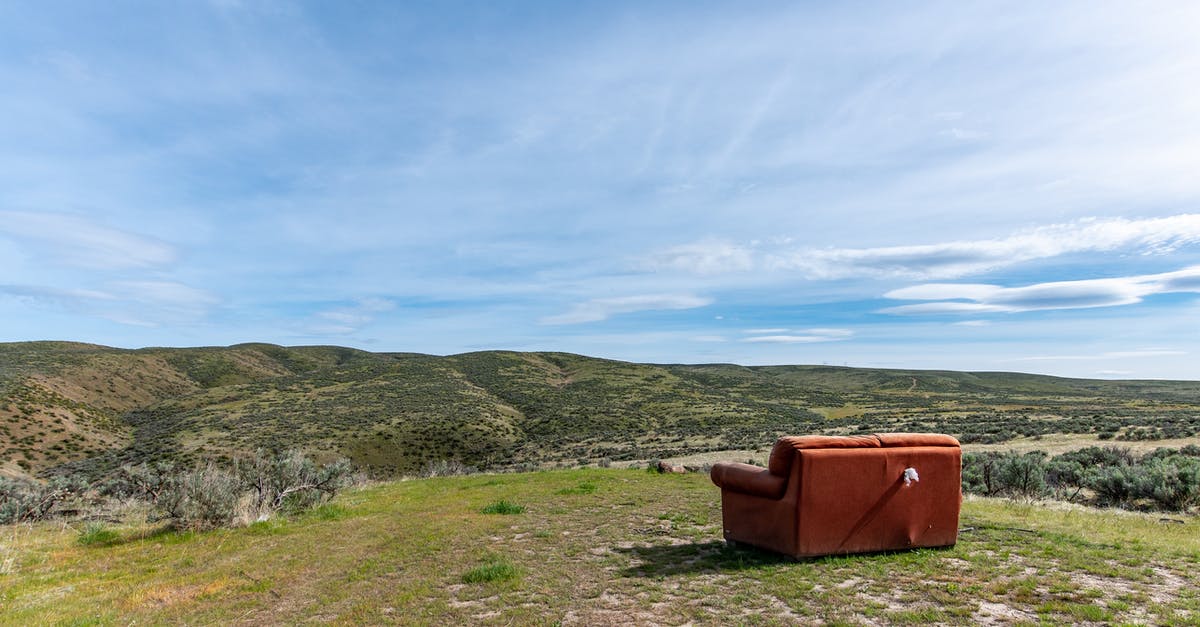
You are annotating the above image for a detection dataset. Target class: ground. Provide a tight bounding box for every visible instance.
[2,469,1198,625]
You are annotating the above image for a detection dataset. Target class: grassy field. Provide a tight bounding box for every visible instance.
[3,468,1198,625]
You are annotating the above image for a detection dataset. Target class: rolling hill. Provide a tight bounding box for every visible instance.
[2,341,1199,479]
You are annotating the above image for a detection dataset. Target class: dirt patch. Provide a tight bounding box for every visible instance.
[973,600,1038,624]
[1147,566,1189,604]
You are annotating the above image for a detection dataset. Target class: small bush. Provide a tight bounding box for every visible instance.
[242,450,352,517]
[106,451,354,530]
[1141,456,1200,511]
[996,452,1048,500]
[0,475,89,524]
[164,463,242,530]
[76,522,120,547]
[419,459,478,478]
[480,500,524,515]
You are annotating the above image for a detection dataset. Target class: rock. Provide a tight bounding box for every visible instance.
[657,460,686,474]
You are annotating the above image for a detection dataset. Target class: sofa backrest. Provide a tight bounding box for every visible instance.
[767,434,880,476]
[767,433,959,477]
[876,432,960,448]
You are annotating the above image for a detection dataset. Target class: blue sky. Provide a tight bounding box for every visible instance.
[2,1,1200,379]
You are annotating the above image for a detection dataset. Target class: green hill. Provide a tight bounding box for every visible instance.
[2,341,1199,479]
[4,469,1199,624]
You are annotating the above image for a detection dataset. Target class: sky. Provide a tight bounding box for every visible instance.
[2,1,1200,379]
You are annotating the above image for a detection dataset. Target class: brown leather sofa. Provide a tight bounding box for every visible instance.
[710,433,961,558]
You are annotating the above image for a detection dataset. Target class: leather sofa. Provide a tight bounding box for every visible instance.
[710,433,961,558]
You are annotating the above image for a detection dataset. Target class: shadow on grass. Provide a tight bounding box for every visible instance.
[615,540,790,577]
[617,540,957,578]
[84,523,197,548]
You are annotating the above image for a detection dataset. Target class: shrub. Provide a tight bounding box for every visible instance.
[0,475,88,524]
[106,451,354,530]
[1057,446,1134,468]
[241,450,352,517]
[962,451,1047,499]
[996,452,1047,500]
[109,461,180,505]
[1141,456,1200,511]
[961,452,1002,495]
[161,463,243,530]
[1088,465,1145,508]
[419,459,478,478]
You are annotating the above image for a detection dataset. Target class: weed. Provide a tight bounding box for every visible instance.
[462,555,520,584]
[556,481,597,495]
[480,500,524,515]
[76,522,120,547]
[306,503,351,520]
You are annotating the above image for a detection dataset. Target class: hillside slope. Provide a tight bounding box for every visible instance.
[0,343,385,476]
[3,341,1199,478]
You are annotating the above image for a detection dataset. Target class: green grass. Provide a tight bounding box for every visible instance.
[556,481,598,495]
[480,499,525,514]
[3,468,1199,625]
[462,555,521,583]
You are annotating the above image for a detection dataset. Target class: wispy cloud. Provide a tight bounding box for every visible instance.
[305,298,396,336]
[0,280,217,327]
[0,211,177,269]
[643,215,1200,279]
[639,240,755,275]
[742,328,853,343]
[0,284,116,308]
[541,294,711,325]
[881,266,1200,315]
[1004,349,1186,362]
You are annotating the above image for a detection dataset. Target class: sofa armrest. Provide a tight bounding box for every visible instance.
[710,462,787,499]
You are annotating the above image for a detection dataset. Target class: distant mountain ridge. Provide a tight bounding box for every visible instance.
[3,341,1199,479]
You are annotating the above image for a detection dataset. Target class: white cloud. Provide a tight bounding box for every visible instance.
[640,240,754,275]
[306,298,397,336]
[0,284,117,307]
[0,211,177,269]
[882,266,1200,315]
[1005,349,1186,362]
[0,281,217,323]
[541,293,712,325]
[113,281,219,308]
[742,328,853,343]
[643,215,1200,279]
